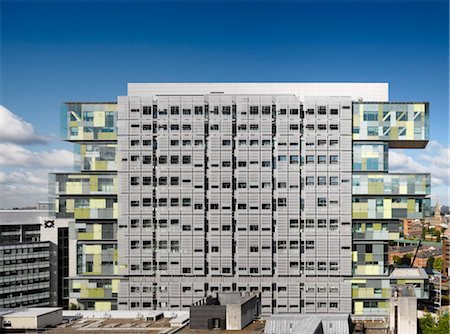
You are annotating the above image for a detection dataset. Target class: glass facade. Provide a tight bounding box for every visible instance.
[353,143,388,171]
[61,103,117,141]
[352,243,388,276]
[352,101,430,316]
[353,174,430,195]
[352,197,430,219]
[69,279,119,311]
[352,102,429,145]
[54,102,119,311]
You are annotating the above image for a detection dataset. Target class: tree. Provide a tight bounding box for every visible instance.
[427,257,435,269]
[422,226,427,239]
[433,257,443,272]
[436,234,441,242]
[69,303,79,310]
[419,311,436,334]
[393,255,401,266]
[435,312,449,334]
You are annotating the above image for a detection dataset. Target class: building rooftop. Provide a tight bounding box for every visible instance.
[390,268,429,279]
[127,82,389,101]
[3,307,61,317]
[0,210,48,224]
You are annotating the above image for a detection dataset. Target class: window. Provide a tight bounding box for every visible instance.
[306,155,314,164]
[330,124,339,130]
[262,106,271,114]
[182,198,191,207]
[262,139,271,146]
[330,155,339,164]
[278,155,287,162]
[170,124,179,131]
[222,106,231,115]
[210,124,219,130]
[143,198,151,207]
[278,108,286,115]
[143,106,152,114]
[250,139,258,146]
[250,246,259,252]
[194,106,203,115]
[222,139,231,146]
[318,198,327,207]
[159,177,167,185]
[143,155,151,164]
[158,156,167,164]
[364,111,378,121]
[318,219,327,228]
[330,139,338,146]
[318,124,326,130]
[318,106,326,115]
[330,108,338,115]
[131,140,139,146]
[131,200,139,207]
[278,198,287,207]
[182,140,191,146]
[290,124,299,130]
[170,106,180,115]
[318,155,327,164]
[238,124,247,131]
[318,176,326,185]
[330,176,339,185]
[250,124,259,130]
[170,198,179,207]
[250,106,259,115]
[306,124,315,130]
[290,219,299,228]
[182,155,191,164]
[131,177,139,186]
[170,177,179,185]
[238,182,247,188]
[290,155,299,164]
[306,108,314,115]
[182,108,191,115]
[290,108,299,115]
[170,156,179,164]
[317,139,326,146]
[182,124,191,131]
[306,176,314,185]
[158,198,167,207]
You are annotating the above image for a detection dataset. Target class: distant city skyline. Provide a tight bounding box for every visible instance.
[0,0,448,207]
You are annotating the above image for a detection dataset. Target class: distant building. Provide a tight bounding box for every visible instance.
[0,210,69,308]
[403,219,423,239]
[389,244,442,268]
[443,237,450,278]
[0,308,62,331]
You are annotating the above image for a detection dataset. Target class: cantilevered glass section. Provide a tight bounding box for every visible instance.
[353,174,430,195]
[353,102,429,148]
[352,221,401,241]
[61,103,117,141]
[54,197,117,219]
[352,197,431,219]
[69,279,119,311]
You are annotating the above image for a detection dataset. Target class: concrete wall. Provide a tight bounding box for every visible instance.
[37,309,63,328]
[390,296,417,334]
[190,305,226,330]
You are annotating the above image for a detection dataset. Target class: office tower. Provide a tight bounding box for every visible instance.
[115,83,430,316]
[53,83,430,316]
[51,102,121,310]
[0,209,68,308]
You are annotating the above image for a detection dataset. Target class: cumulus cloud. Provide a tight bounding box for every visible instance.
[0,170,50,208]
[389,140,450,187]
[0,143,74,168]
[0,105,51,144]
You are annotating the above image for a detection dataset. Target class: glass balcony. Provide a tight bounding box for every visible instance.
[76,243,118,275]
[353,174,430,195]
[353,102,429,148]
[70,278,119,300]
[61,103,117,142]
[352,197,431,219]
[54,197,117,219]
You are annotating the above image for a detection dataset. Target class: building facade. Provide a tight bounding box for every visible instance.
[55,83,430,316]
[51,102,121,311]
[0,210,68,308]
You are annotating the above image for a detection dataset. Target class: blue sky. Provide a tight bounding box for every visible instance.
[0,0,449,207]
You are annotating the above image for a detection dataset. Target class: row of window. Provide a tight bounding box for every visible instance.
[305,124,339,131]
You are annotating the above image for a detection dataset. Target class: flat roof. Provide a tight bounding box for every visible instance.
[4,308,61,317]
[390,268,429,280]
[127,82,389,102]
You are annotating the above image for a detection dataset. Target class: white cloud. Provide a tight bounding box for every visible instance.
[0,170,50,209]
[0,105,50,144]
[389,140,450,187]
[0,143,74,168]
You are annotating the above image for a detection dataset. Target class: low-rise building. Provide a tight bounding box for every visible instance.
[403,219,423,239]
[0,308,62,331]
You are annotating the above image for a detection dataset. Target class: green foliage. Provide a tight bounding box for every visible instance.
[433,257,443,272]
[69,303,79,310]
[419,311,449,334]
[427,257,435,269]
[422,226,427,239]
